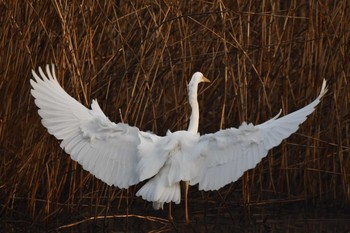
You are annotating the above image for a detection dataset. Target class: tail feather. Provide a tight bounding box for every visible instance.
[136,170,181,208]
[152,202,164,210]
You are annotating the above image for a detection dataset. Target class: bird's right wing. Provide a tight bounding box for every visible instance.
[30,64,156,188]
[190,80,328,191]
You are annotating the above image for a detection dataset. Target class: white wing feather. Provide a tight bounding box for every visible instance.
[191,80,327,191]
[30,64,154,188]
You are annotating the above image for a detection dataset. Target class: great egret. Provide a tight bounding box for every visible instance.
[30,64,327,223]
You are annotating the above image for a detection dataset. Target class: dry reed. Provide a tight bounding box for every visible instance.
[0,0,349,230]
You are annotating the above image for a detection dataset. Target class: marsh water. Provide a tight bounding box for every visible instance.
[2,203,350,233]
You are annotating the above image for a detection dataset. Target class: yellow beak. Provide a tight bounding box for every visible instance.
[202,77,211,83]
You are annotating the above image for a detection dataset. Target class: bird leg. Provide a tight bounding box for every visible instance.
[168,202,173,222]
[183,181,190,224]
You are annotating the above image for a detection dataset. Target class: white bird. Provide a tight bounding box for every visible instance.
[30,64,327,223]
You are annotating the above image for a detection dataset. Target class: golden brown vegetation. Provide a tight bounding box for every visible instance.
[1,0,349,230]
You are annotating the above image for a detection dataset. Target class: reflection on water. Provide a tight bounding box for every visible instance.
[2,203,350,232]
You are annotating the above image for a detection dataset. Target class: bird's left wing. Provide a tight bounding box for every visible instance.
[190,80,328,191]
[30,64,154,188]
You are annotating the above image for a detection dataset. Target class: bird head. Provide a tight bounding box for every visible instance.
[190,72,210,86]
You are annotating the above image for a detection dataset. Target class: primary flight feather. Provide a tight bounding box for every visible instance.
[30,64,327,222]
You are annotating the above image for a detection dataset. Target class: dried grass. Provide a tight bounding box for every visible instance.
[0,0,349,229]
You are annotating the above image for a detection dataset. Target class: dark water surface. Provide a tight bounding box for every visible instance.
[2,204,350,232]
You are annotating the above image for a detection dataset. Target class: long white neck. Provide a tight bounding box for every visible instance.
[187,81,199,134]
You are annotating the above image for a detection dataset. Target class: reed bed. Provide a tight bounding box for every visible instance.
[1,0,349,230]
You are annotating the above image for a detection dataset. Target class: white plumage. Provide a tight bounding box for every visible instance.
[30,64,327,222]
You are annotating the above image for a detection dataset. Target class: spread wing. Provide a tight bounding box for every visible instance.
[190,80,328,191]
[30,64,155,188]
